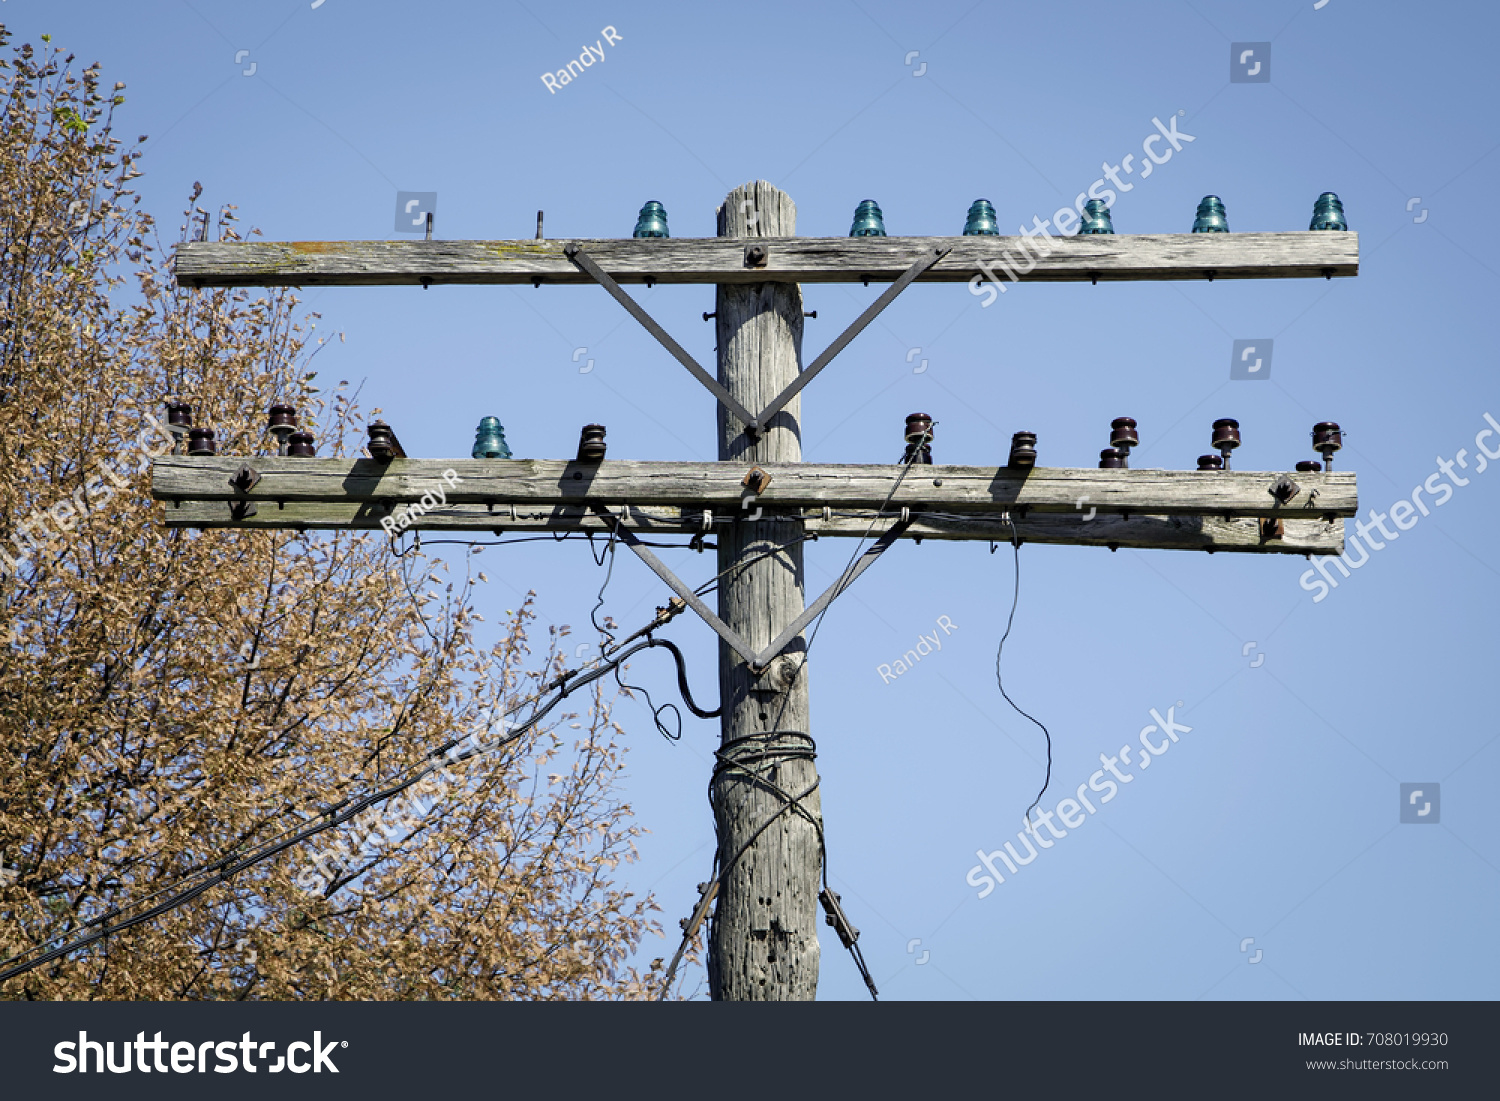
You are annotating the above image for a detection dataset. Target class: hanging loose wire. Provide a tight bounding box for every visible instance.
[588,528,620,652]
[994,517,1054,828]
[662,430,941,1002]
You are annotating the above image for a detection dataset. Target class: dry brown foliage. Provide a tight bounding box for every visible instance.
[0,29,669,1000]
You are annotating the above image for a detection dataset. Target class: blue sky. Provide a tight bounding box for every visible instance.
[25,0,1500,999]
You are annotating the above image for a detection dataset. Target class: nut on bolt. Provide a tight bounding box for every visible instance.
[741,465,772,496]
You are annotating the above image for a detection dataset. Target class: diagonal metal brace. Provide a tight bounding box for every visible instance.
[566,244,947,436]
[756,247,948,430]
[592,504,910,671]
[753,517,910,666]
[565,244,757,429]
[589,504,759,665]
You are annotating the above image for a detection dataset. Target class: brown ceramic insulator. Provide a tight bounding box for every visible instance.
[577,424,607,463]
[187,427,216,456]
[1109,417,1138,450]
[1009,431,1038,468]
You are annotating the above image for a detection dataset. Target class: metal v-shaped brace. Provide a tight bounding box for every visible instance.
[590,504,911,670]
[565,243,949,435]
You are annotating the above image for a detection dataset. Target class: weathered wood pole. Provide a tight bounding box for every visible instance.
[708,182,821,1000]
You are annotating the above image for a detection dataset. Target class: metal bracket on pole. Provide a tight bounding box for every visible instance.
[589,504,759,665]
[751,517,910,668]
[755,247,948,430]
[565,244,947,436]
[591,504,910,671]
[564,244,757,429]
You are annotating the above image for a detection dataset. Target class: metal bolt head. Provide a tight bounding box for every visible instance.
[1309,192,1347,231]
[849,199,887,237]
[1192,195,1230,233]
[1078,199,1116,234]
[962,199,999,236]
[632,201,669,238]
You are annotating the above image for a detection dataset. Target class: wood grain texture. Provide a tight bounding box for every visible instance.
[705,183,822,1001]
[152,457,1358,518]
[174,232,1358,288]
[156,501,1345,555]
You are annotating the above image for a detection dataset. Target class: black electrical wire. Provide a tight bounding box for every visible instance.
[658,730,879,1001]
[994,519,1053,827]
[0,636,674,986]
[690,428,934,1001]
[407,535,716,551]
[588,529,619,651]
[612,660,682,742]
[692,532,818,597]
[640,638,720,720]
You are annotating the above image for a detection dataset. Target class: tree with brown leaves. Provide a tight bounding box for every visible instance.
[0,28,670,1000]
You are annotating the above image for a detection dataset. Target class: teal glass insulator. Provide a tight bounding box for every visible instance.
[632,201,669,238]
[848,199,887,237]
[1077,199,1115,234]
[1191,195,1230,233]
[962,199,999,236]
[1309,191,1347,231]
[472,416,512,459]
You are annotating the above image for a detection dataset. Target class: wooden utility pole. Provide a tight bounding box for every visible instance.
[162,184,1358,1000]
[709,183,819,1000]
